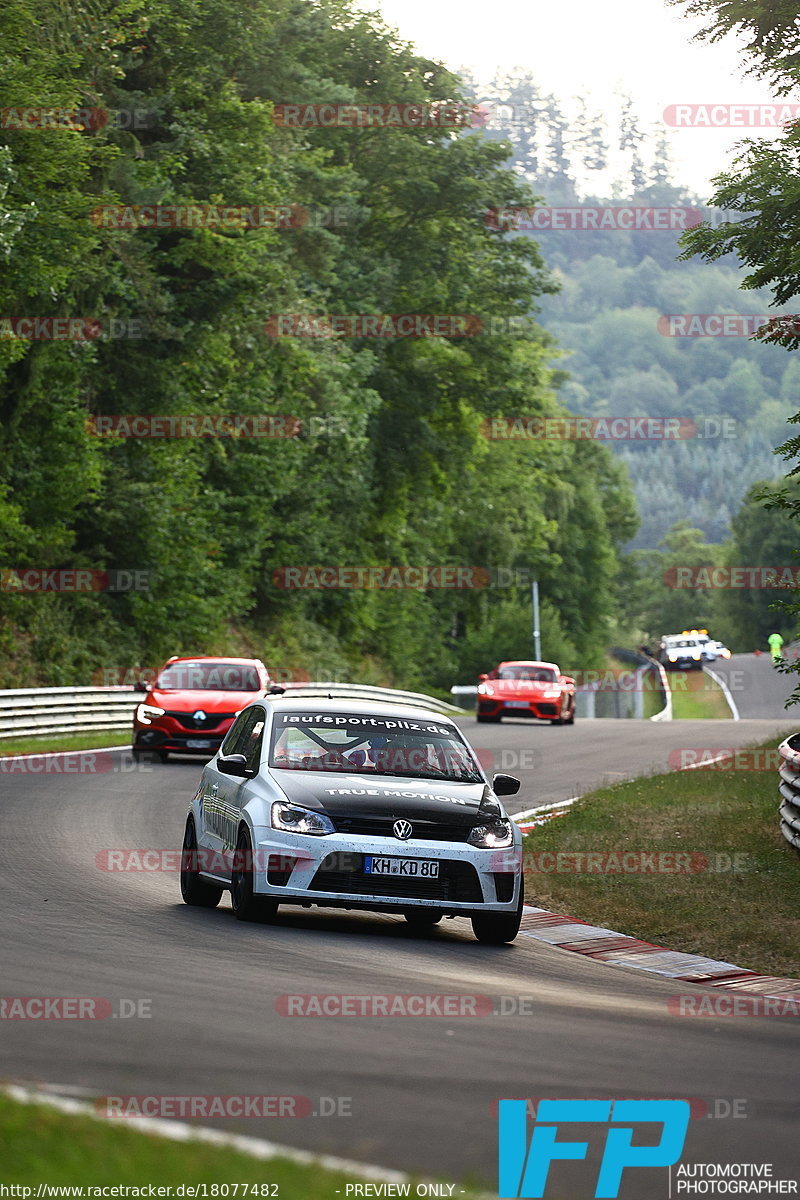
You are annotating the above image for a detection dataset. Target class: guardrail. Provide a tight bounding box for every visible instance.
[0,681,465,742]
[0,687,138,740]
[777,733,800,853]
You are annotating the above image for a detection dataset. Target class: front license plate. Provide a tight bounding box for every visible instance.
[363,857,439,878]
[186,739,212,749]
[505,701,530,709]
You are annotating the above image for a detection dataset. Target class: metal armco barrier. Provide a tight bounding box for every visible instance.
[0,681,463,742]
[777,733,800,853]
[0,687,138,740]
[611,646,669,720]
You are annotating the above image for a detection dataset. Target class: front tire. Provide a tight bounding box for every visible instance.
[180,818,223,908]
[404,909,443,929]
[471,890,524,945]
[231,826,277,923]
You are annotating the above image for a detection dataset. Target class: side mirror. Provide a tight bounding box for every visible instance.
[492,773,520,796]
[478,673,488,683]
[560,675,575,687]
[268,684,286,695]
[134,680,148,692]
[217,753,252,778]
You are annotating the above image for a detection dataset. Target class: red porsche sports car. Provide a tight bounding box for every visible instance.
[133,655,273,761]
[476,660,576,725]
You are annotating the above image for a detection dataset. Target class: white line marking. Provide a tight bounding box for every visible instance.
[649,659,672,722]
[680,751,735,771]
[2,1084,411,1184]
[513,797,580,821]
[702,667,740,720]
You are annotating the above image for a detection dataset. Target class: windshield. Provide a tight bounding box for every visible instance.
[155,661,262,691]
[497,666,557,683]
[269,711,483,782]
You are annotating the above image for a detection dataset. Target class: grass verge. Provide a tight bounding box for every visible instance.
[669,668,730,719]
[0,731,130,757]
[522,735,800,977]
[0,1093,486,1197]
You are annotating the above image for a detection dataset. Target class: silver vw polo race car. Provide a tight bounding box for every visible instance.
[180,696,525,943]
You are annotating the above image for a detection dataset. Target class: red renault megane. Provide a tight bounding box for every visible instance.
[133,656,272,761]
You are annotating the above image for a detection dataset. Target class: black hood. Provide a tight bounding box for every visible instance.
[272,770,491,829]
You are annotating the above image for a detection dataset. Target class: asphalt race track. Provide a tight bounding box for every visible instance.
[707,651,799,721]
[1,716,799,1197]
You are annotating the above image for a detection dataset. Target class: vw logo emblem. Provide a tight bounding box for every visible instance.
[393,819,412,840]
[193,710,207,722]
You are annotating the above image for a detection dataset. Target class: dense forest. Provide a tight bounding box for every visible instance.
[468,71,792,551]
[0,0,638,689]
[4,0,799,689]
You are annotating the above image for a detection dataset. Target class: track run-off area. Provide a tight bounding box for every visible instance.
[1,657,798,1197]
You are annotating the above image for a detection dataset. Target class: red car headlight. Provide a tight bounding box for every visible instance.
[136,703,165,725]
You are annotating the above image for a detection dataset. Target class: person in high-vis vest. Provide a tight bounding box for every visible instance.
[768,631,784,664]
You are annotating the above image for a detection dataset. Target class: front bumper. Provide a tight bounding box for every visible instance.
[134,724,231,755]
[477,697,564,719]
[246,831,522,914]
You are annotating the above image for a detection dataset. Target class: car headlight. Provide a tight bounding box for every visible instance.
[692,651,701,659]
[668,653,678,661]
[136,703,165,725]
[477,684,493,696]
[271,801,334,836]
[468,820,514,849]
[542,688,561,697]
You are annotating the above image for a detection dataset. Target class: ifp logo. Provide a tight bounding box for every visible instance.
[498,1099,690,1197]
